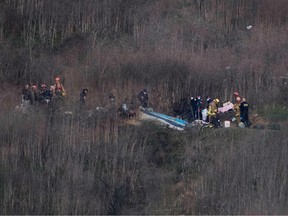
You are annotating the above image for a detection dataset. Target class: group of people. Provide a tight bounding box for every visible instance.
[173,92,250,128]
[232,92,251,127]
[20,77,250,128]
[21,76,66,110]
[195,92,250,128]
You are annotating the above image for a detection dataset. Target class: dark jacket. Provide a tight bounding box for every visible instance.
[240,101,249,121]
[79,89,88,106]
[138,90,148,108]
[22,88,32,103]
[138,90,148,102]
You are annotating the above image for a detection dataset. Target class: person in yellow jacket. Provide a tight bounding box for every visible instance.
[233,96,241,125]
[208,98,219,128]
[53,76,66,97]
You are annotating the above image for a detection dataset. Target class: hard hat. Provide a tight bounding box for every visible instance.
[55,76,60,81]
[214,99,220,103]
[236,97,241,101]
[233,91,239,96]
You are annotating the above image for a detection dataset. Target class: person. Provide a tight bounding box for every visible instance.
[196,95,203,120]
[206,96,212,109]
[205,96,212,122]
[233,96,241,125]
[233,91,241,104]
[137,89,148,109]
[79,88,88,107]
[43,86,54,104]
[53,76,66,97]
[119,98,135,118]
[21,84,32,104]
[108,92,116,105]
[208,98,220,128]
[21,84,32,113]
[38,84,47,104]
[190,96,197,120]
[31,85,39,104]
[106,92,117,118]
[240,98,251,127]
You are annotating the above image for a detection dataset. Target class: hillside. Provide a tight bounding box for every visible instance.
[0,0,288,214]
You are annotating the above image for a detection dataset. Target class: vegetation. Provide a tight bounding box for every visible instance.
[0,0,288,214]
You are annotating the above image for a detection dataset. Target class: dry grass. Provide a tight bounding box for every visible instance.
[1,0,288,214]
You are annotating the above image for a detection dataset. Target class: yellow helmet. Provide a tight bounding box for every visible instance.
[214,98,220,103]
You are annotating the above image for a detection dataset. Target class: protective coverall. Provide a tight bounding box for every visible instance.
[208,101,218,127]
[234,102,241,125]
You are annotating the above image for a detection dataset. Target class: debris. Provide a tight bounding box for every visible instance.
[224,121,231,128]
[246,25,252,30]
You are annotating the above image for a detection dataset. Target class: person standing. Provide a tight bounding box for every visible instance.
[31,85,39,104]
[79,88,88,107]
[44,86,54,105]
[21,84,32,112]
[190,96,197,120]
[38,84,47,104]
[208,98,220,128]
[234,96,241,126]
[53,76,66,97]
[137,89,148,109]
[240,98,250,127]
[196,95,203,120]
[205,96,212,122]
[233,91,241,104]
[21,84,32,104]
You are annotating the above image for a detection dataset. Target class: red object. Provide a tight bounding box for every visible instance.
[233,91,239,97]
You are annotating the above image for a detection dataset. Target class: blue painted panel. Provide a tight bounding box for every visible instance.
[144,110,188,128]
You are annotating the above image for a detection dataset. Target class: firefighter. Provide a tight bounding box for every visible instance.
[205,96,212,122]
[233,91,241,103]
[208,98,220,128]
[234,96,241,125]
[240,98,251,127]
[53,76,66,97]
